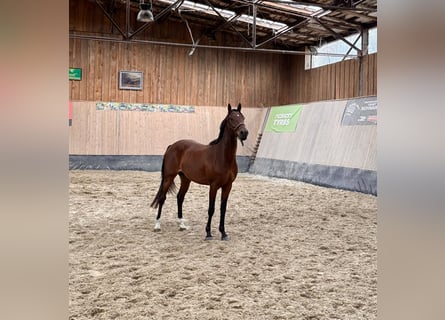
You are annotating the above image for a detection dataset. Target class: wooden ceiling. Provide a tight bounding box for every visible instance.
[82,0,377,55]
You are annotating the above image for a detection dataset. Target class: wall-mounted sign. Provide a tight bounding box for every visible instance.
[265,104,303,132]
[341,96,377,126]
[69,68,82,80]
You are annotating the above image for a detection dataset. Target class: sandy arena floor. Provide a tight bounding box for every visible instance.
[69,170,377,320]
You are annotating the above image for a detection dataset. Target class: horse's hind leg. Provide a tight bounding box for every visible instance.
[153,175,175,231]
[177,172,191,230]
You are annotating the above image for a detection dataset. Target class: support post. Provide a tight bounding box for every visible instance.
[359,28,369,96]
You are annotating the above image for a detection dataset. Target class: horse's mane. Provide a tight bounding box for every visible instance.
[209,117,227,145]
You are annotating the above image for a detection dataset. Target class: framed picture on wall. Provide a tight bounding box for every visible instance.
[119,71,143,90]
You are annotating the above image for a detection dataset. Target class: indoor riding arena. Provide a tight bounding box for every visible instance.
[69,1,377,319]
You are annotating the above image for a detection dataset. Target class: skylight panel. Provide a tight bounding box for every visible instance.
[262,0,323,16]
[238,14,288,31]
[158,0,235,19]
[158,0,289,31]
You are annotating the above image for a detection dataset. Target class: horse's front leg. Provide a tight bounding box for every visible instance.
[219,184,232,241]
[205,186,218,240]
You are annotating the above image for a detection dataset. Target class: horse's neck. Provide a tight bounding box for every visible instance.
[216,131,238,162]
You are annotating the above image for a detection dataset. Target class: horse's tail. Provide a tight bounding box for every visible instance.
[150,149,177,209]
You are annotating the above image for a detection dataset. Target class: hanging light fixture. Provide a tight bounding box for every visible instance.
[137,0,154,23]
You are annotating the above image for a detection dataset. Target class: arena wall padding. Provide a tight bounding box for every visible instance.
[250,158,377,195]
[69,155,251,173]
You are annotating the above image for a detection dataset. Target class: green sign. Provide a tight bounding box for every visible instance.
[265,104,303,132]
[69,68,82,80]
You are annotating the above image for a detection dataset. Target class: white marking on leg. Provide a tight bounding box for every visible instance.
[154,219,161,231]
[178,218,188,231]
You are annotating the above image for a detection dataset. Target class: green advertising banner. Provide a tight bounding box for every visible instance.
[265,104,303,132]
[69,68,82,80]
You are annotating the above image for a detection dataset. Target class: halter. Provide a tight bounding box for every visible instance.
[227,111,245,132]
[232,122,245,132]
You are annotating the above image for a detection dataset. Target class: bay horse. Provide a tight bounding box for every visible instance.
[151,103,248,240]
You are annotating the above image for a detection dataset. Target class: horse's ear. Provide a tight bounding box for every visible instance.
[237,103,241,111]
[228,104,232,113]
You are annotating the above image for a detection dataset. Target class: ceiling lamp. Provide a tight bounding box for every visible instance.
[137,0,154,23]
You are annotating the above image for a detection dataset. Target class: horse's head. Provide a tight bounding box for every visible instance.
[227,103,249,145]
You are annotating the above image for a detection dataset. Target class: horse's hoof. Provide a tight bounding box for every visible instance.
[221,235,230,241]
[178,223,188,231]
[154,220,161,232]
[178,219,187,231]
[205,236,213,240]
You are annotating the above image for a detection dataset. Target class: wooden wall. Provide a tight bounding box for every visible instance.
[69,37,376,108]
[69,102,267,156]
[69,38,292,107]
[289,53,377,103]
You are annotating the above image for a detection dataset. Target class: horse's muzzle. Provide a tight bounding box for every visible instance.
[238,128,248,145]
